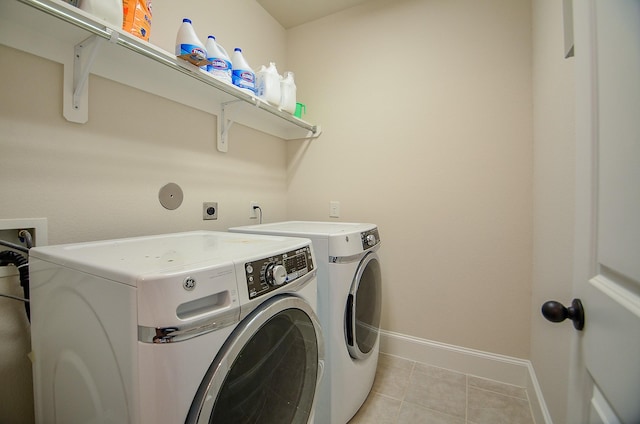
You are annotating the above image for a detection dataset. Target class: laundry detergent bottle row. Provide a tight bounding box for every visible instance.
[231,48,256,94]
[175,18,207,67]
[205,36,232,84]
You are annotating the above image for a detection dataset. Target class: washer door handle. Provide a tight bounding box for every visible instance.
[345,294,354,347]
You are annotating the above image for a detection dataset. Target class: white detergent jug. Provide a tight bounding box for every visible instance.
[257,62,282,106]
[175,18,207,68]
[255,65,266,94]
[279,71,297,114]
[205,36,232,84]
[79,0,123,28]
[231,48,256,94]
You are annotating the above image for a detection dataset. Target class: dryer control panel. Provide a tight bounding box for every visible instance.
[244,246,314,299]
[361,228,381,250]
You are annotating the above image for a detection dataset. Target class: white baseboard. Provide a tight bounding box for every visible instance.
[379,329,552,424]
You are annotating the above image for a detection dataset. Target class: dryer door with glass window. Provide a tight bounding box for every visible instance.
[345,251,382,360]
[186,295,323,424]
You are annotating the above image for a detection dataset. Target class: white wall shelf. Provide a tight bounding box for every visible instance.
[0,0,321,152]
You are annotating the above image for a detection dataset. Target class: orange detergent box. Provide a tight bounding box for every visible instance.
[123,0,152,42]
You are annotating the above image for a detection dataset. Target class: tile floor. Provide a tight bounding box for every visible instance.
[348,353,535,424]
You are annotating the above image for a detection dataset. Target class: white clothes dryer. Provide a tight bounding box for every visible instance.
[229,222,382,424]
[29,231,324,424]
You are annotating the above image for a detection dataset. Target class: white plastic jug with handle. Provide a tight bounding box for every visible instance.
[205,36,232,84]
[79,0,123,28]
[279,71,297,114]
[231,48,256,94]
[175,18,208,68]
[257,62,282,106]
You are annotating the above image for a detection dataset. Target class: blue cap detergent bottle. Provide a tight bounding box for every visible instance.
[205,36,232,84]
[231,48,256,94]
[175,18,207,68]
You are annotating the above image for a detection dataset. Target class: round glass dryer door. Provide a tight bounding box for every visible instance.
[345,251,382,360]
[187,295,323,424]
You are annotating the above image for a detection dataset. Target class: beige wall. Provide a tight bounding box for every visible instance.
[1,0,290,244]
[531,0,576,422]
[0,49,289,242]
[286,0,533,358]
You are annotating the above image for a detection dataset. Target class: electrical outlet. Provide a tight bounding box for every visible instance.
[203,202,218,220]
[329,201,340,218]
[249,201,260,219]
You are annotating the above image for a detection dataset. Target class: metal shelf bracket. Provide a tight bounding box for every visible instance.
[216,99,322,152]
[302,126,323,141]
[217,100,243,153]
[67,29,119,123]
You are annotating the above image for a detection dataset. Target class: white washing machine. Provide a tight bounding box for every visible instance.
[28,231,324,424]
[229,222,382,424]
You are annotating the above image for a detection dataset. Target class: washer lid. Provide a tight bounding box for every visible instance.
[230,221,376,237]
[30,231,311,286]
[229,221,379,258]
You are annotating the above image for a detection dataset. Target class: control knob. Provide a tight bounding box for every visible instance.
[365,234,377,247]
[265,263,287,286]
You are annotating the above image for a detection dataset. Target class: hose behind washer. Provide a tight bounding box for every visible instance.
[0,250,30,321]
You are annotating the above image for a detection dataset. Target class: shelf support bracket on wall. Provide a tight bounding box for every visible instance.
[217,100,242,153]
[297,126,323,141]
[64,29,119,124]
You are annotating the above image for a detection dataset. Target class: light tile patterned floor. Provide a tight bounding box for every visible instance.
[348,353,535,424]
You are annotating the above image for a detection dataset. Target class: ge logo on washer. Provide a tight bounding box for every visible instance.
[183,277,196,291]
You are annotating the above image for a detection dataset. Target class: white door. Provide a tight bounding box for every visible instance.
[567,0,640,423]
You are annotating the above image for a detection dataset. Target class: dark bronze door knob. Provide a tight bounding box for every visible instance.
[541,298,585,331]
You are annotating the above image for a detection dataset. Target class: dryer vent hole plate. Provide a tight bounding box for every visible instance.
[159,183,184,210]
